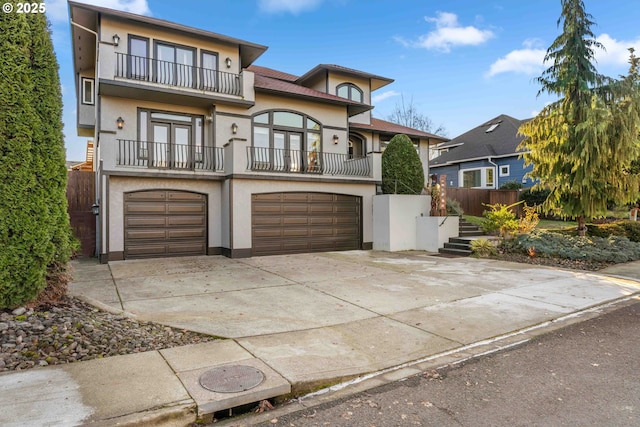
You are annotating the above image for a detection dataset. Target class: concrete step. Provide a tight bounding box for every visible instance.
[459,230,484,237]
[443,242,471,251]
[438,247,473,256]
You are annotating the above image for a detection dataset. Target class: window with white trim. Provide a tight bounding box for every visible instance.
[460,167,494,188]
[499,165,510,177]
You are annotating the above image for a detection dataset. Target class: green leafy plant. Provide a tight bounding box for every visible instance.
[520,188,551,209]
[446,198,464,216]
[519,204,540,233]
[586,220,640,242]
[470,238,497,257]
[508,231,640,263]
[381,134,425,194]
[500,181,523,190]
[482,202,521,237]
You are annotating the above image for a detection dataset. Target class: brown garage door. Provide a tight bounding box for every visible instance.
[252,192,361,256]
[124,190,206,259]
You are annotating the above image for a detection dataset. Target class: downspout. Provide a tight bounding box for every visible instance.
[70,19,101,259]
[487,157,498,189]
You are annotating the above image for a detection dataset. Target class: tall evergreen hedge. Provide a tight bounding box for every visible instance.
[0,7,74,308]
[381,134,425,194]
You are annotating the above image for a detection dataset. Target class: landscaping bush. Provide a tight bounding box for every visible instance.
[586,220,640,242]
[500,181,523,190]
[381,134,424,194]
[470,238,497,257]
[520,188,551,207]
[507,231,640,263]
[446,198,464,216]
[482,203,519,236]
[519,204,540,233]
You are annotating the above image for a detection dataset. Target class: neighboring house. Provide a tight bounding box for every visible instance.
[68,141,94,171]
[430,114,534,189]
[68,1,447,262]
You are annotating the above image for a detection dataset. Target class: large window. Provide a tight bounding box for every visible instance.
[461,167,494,188]
[252,111,322,172]
[155,41,195,87]
[336,83,363,102]
[128,36,149,79]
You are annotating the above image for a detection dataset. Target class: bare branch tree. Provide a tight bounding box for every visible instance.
[387,95,447,136]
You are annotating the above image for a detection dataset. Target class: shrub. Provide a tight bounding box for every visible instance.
[586,220,640,242]
[381,134,424,194]
[500,181,523,190]
[520,188,551,207]
[519,204,540,233]
[508,231,640,263]
[470,238,497,257]
[482,203,519,237]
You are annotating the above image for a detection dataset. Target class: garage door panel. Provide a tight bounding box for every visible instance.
[125,191,167,201]
[167,215,206,226]
[252,192,361,256]
[125,203,168,215]
[167,204,205,215]
[124,190,207,259]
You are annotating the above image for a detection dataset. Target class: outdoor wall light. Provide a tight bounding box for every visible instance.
[116,116,124,129]
[231,123,238,134]
[112,34,120,46]
[91,203,100,216]
[225,57,232,68]
[333,134,339,144]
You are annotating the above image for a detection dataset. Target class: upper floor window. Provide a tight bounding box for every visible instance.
[252,110,322,173]
[336,83,363,103]
[81,77,94,105]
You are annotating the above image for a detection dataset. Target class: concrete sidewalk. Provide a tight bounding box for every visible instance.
[1,251,639,426]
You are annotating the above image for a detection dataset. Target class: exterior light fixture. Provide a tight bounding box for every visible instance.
[333,134,339,144]
[225,57,232,68]
[116,116,124,129]
[231,123,238,134]
[91,203,100,216]
[112,34,120,46]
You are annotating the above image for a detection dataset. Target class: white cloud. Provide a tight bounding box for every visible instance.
[398,12,494,53]
[486,44,546,77]
[258,0,323,14]
[595,34,640,67]
[46,0,151,23]
[372,90,400,104]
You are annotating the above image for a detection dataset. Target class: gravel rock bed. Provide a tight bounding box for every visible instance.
[0,296,218,372]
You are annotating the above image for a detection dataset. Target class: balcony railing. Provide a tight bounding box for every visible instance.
[115,53,242,96]
[117,139,224,172]
[247,147,370,177]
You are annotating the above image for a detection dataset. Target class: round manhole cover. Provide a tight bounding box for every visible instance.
[199,365,265,393]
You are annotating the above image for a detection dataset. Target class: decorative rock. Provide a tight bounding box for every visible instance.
[12,307,26,316]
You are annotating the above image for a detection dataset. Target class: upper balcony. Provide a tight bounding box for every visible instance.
[114,53,242,97]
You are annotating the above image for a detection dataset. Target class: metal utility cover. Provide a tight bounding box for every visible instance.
[199,365,265,393]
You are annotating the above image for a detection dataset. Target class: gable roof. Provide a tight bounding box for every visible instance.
[431,114,529,166]
[350,118,449,142]
[253,73,372,116]
[297,64,394,91]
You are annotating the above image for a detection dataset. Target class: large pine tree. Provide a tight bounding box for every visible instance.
[0,5,74,308]
[519,0,640,235]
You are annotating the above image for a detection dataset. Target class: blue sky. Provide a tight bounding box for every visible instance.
[44,0,640,161]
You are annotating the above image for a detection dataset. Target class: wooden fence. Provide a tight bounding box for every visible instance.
[447,187,521,217]
[67,171,96,257]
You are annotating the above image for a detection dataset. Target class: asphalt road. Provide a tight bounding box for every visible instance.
[256,300,640,427]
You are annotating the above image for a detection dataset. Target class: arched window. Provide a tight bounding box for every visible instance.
[336,83,363,103]
[252,110,322,173]
[348,133,366,159]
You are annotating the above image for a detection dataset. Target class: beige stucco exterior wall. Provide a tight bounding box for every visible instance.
[105,176,223,255]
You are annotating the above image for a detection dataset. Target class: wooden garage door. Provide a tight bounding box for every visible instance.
[124,190,206,259]
[252,192,361,256]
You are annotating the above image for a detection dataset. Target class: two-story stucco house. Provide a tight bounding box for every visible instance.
[69,1,447,262]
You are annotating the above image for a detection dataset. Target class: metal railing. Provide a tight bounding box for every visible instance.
[247,147,370,177]
[117,139,224,172]
[115,53,242,96]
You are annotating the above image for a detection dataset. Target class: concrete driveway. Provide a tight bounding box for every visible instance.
[56,251,640,423]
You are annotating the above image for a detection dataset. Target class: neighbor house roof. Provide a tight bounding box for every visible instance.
[350,118,449,142]
[430,114,529,167]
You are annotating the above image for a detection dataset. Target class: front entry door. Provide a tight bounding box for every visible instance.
[151,120,192,169]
